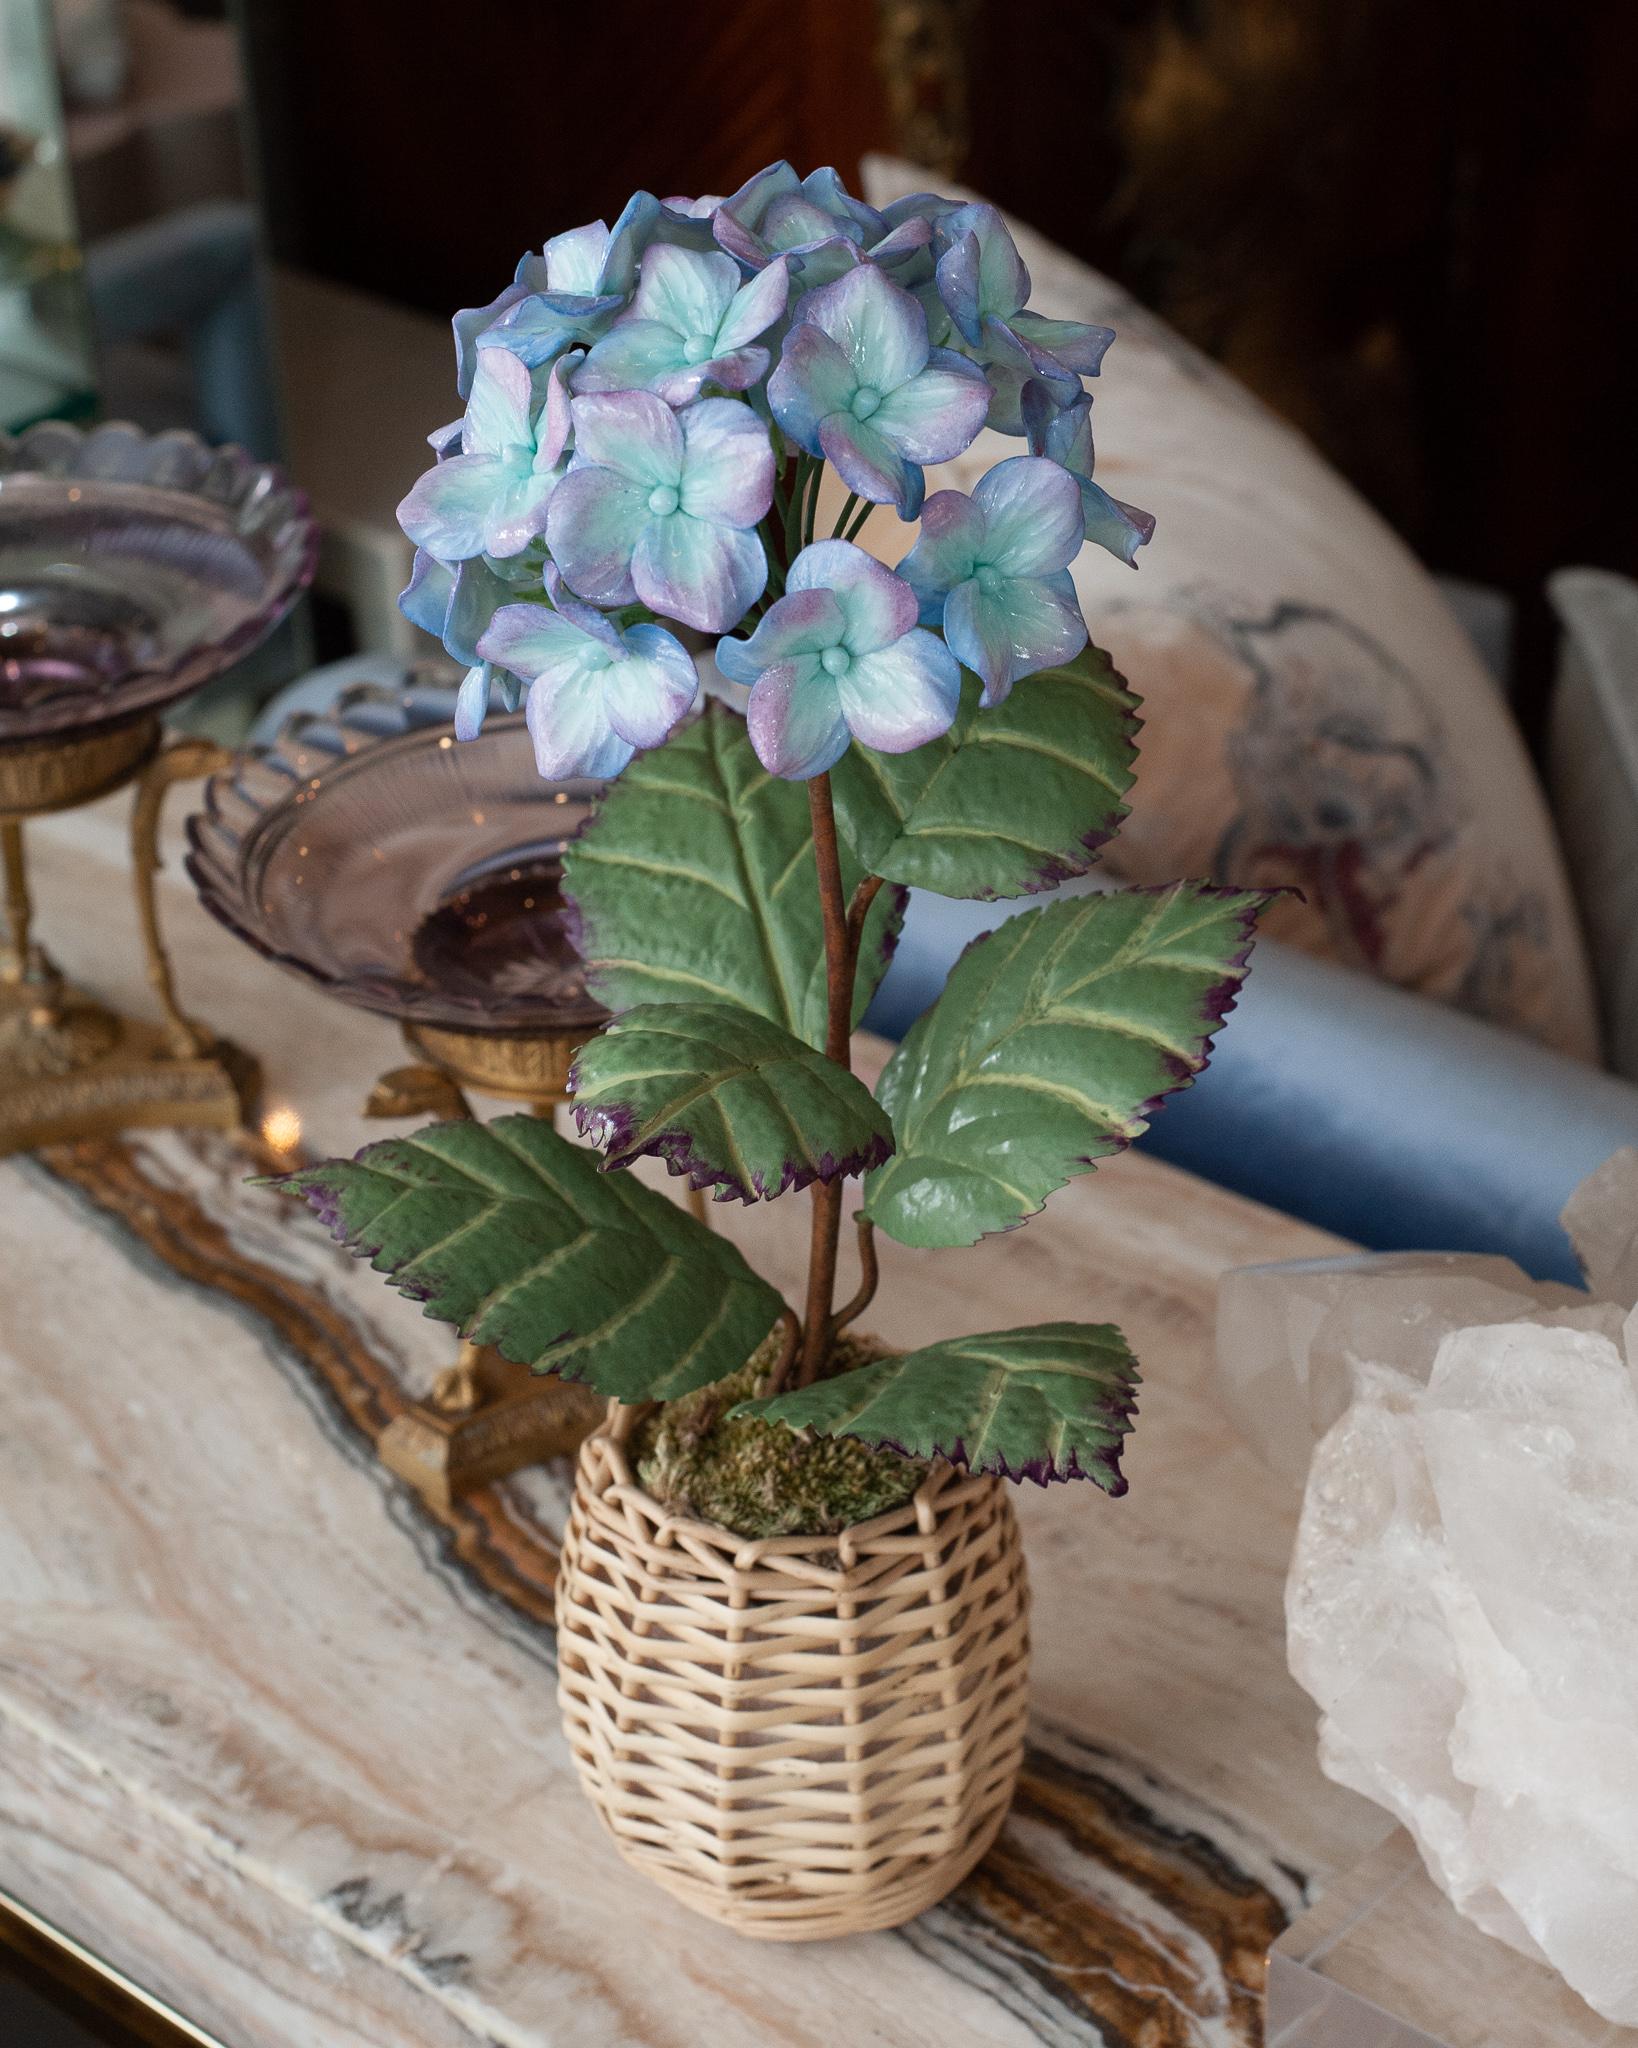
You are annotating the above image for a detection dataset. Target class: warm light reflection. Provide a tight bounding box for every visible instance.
[261,1106,303,1154]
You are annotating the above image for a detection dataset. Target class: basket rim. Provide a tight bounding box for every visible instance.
[580,1410,996,1580]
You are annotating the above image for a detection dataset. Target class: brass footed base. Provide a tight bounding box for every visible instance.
[377,1344,605,1511]
[0,973,258,1155]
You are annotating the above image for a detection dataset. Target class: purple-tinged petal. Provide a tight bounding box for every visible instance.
[896,489,986,607]
[478,601,603,679]
[453,280,531,398]
[568,389,683,488]
[633,242,738,342]
[942,577,1017,702]
[1079,475,1155,566]
[871,354,990,463]
[764,193,865,254]
[544,467,647,605]
[746,658,850,779]
[716,588,845,683]
[767,322,856,453]
[839,630,962,753]
[714,254,790,352]
[545,220,611,295]
[633,515,767,632]
[601,624,700,748]
[541,563,624,649]
[482,290,625,369]
[1010,310,1115,377]
[973,455,1085,576]
[1022,380,1094,468]
[444,556,514,665]
[786,540,917,655]
[938,202,1029,320]
[799,165,883,240]
[453,663,493,741]
[400,549,454,640]
[427,418,463,457]
[793,262,929,392]
[946,571,1088,705]
[526,663,634,781]
[818,411,922,517]
[574,318,689,395]
[780,238,866,290]
[866,214,934,270]
[537,351,580,469]
[714,160,801,254]
[485,468,558,558]
[397,453,506,561]
[878,191,962,234]
[934,228,984,347]
[462,347,533,458]
[676,396,774,527]
[651,344,769,407]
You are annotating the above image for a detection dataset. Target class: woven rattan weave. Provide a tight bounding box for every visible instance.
[556,1408,1030,1939]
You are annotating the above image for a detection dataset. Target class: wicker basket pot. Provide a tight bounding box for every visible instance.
[555,1409,1030,1940]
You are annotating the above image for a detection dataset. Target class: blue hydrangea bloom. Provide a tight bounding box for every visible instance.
[898,455,1088,704]
[933,203,1115,433]
[465,192,715,388]
[716,540,961,778]
[397,347,573,562]
[477,569,699,780]
[546,391,773,632]
[767,264,988,519]
[399,549,536,667]
[714,161,931,287]
[576,245,789,406]
[1021,383,1155,567]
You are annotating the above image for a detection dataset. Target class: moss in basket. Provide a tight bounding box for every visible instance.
[631,1330,927,1541]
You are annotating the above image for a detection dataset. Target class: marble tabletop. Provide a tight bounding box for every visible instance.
[0,787,1551,2046]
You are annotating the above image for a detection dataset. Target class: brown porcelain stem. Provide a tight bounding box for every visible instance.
[798,774,854,1388]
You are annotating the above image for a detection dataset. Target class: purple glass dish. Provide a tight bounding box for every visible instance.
[0,419,317,745]
[185,684,608,1033]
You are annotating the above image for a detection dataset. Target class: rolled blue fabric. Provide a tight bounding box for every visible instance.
[865,888,1638,1284]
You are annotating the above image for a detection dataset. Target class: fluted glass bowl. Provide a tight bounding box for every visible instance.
[0,419,317,745]
[186,685,608,1033]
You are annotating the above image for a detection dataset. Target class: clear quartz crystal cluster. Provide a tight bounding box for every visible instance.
[1218,1149,1638,2026]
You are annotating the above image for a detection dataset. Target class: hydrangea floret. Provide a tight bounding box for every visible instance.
[290,164,1268,1529]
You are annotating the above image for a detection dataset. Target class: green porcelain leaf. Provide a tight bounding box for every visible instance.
[862,882,1266,1248]
[267,1115,783,1402]
[830,648,1139,900]
[563,702,903,1048]
[736,1322,1140,1491]
[570,1001,894,1202]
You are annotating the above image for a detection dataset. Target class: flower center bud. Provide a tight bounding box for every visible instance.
[683,335,715,365]
[975,561,1004,593]
[820,645,852,677]
[646,484,681,517]
[850,385,882,420]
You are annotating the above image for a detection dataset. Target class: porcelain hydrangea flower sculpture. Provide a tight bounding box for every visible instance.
[716,540,961,777]
[476,568,699,780]
[546,391,774,631]
[767,264,989,519]
[576,246,790,405]
[397,347,573,562]
[288,173,1269,1928]
[898,455,1088,703]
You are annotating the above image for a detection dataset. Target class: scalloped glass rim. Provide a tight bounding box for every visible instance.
[0,418,318,745]
[185,687,609,1032]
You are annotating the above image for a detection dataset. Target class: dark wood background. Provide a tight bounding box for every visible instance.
[239,0,1637,726]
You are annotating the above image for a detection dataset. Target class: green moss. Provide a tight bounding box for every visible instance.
[631,1331,928,1540]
